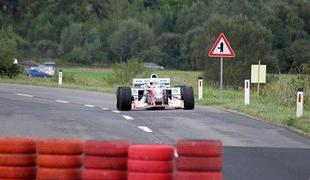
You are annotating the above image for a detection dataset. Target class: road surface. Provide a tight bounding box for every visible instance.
[0,83,309,180]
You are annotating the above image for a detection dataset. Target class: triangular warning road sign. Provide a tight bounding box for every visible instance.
[208,33,235,58]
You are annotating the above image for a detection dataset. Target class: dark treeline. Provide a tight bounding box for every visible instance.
[0,0,309,83]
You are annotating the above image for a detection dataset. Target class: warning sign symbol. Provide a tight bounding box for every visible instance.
[208,33,235,58]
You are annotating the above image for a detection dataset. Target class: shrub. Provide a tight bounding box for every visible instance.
[0,27,19,78]
[112,58,148,85]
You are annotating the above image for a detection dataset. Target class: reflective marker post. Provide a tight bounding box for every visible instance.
[58,70,63,86]
[198,77,203,100]
[13,58,18,65]
[296,88,304,118]
[244,79,250,105]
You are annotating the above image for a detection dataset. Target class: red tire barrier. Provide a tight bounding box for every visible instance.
[84,156,127,170]
[37,168,81,179]
[128,172,173,180]
[176,140,223,157]
[0,179,33,180]
[82,169,127,180]
[175,171,223,180]
[128,160,173,173]
[37,139,84,155]
[0,138,36,154]
[0,154,35,166]
[37,155,82,168]
[0,167,35,178]
[84,140,129,156]
[128,145,174,161]
[176,157,222,171]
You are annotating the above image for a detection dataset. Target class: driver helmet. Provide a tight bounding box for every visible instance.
[149,77,158,86]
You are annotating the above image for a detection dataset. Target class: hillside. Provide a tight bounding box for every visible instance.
[0,1,309,70]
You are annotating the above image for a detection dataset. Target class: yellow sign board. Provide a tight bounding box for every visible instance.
[251,65,266,83]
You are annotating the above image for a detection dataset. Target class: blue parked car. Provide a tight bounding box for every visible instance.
[26,66,54,78]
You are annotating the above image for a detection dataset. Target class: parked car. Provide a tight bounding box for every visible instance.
[18,60,39,68]
[144,62,164,70]
[43,61,57,69]
[26,66,54,78]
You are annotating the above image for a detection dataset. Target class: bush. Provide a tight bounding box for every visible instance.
[262,72,310,110]
[112,58,148,85]
[0,27,19,78]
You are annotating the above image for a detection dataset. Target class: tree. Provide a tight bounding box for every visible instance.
[155,33,182,68]
[0,27,18,77]
[60,23,105,65]
[175,1,208,33]
[182,15,276,86]
[108,18,154,62]
[287,39,310,71]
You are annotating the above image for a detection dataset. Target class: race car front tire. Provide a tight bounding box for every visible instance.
[183,87,195,110]
[118,87,132,111]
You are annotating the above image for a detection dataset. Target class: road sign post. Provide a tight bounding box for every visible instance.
[198,77,203,100]
[220,58,223,100]
[296,88,304,118]
[208,33,235,101]
[257,60,261,96]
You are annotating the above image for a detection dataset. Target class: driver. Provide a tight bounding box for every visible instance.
[146,77,158,105]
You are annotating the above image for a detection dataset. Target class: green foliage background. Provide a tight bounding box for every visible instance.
[0,0,309,83]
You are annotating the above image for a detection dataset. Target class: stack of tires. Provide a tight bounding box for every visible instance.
[36,139,84,180]
[0,137,36,179]
[128,145,174,180]
[175,140,223,180]
[82,140,129,180]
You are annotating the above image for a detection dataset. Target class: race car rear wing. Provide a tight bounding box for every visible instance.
[133,78,170,88]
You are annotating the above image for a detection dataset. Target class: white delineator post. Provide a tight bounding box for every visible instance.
[198,77,203,100]
[58,70,63,85]
[296,89,304,118]
[244,79,250,105]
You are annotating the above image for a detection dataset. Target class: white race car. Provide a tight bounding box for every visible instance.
[116,74,195,111]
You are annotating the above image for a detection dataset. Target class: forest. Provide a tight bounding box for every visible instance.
[0,0,309,83]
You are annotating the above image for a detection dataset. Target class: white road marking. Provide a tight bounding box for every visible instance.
[101,108,109,110]
[55,100,69,104]
[122,115,134,120]
[16,93,33,97]
[112,110,120,113]
[138,126,153,133]
[84,104,95,108]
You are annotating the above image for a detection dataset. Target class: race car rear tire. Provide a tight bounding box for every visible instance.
[118,87,132,111]
[183,87,194,110]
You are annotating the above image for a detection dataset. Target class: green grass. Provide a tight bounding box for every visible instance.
[1,67,309,134]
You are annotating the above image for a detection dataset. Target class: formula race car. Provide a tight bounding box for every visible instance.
[116,74,195,111]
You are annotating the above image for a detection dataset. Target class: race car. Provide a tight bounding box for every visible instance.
[116,74,195,111]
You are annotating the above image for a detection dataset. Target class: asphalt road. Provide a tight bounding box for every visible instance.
[0,83,309,180]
